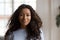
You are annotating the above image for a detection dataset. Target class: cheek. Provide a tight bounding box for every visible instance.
[19,16,23,23]
[27,16,31,23]
[19,17,23,20]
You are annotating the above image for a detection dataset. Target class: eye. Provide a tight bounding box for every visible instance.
[27,14,31,16]
[20,14,23,16]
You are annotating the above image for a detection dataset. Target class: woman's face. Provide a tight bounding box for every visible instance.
[19,8,31,26]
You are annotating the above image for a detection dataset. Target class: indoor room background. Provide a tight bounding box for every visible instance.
[0,0,60,40]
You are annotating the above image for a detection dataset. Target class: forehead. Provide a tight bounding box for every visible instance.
[20,8,31,14]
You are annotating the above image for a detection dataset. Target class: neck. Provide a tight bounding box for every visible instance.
[21,25,26,29]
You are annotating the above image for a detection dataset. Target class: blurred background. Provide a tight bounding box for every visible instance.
[0,0,60,40]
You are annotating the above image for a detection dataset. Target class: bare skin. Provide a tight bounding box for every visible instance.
[19,8,31,29]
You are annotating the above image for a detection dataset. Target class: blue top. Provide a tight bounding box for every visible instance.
[13,29,44,40]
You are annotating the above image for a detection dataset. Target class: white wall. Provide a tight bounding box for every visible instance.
[51,0,60,40]
[36,0,51,40]
[36,0,60,40]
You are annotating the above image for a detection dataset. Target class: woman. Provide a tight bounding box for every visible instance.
[4,4,44,40]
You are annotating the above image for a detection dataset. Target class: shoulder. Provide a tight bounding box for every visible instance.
[39,28,44,40]
[4,32,14,40]
[39,28,43,33]
[39,28,44,36]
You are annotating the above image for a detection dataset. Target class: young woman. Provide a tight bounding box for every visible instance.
[4,4,44,40]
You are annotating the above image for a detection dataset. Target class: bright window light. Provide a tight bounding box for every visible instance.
[0,0,36,36]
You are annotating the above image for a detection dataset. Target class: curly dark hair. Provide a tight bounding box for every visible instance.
[5,4,42,40]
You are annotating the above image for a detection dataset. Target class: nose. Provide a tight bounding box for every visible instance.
[23,15,27,20]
